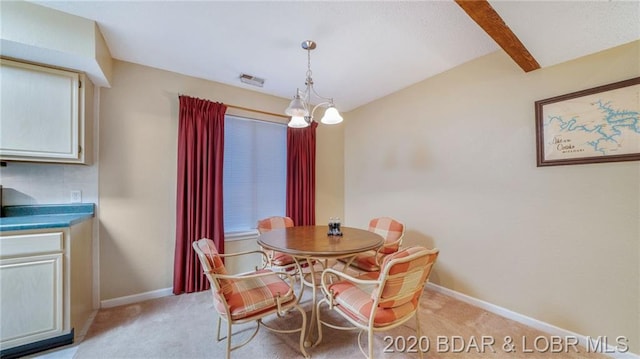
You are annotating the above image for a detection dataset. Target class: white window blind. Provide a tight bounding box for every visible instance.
[223,115,286,233]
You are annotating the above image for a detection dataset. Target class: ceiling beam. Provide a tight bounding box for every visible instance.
[455,0,540,72]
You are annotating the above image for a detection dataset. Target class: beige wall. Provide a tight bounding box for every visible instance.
[345,41,640,350]
[98,60,344,299]
[316,121,345,222]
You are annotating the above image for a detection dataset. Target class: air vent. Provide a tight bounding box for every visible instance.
[239,73,265,87]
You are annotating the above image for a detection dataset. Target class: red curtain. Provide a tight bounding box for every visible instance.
[174,96,226,294]
[286,121,317,226]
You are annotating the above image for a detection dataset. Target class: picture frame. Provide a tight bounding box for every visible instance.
[535,77,640,167]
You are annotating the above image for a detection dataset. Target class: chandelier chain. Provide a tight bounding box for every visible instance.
[306,47,313,85]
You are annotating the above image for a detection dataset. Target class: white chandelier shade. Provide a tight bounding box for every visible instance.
[284,93,307,117]
[320,105,343,125]
[288,115,309,128]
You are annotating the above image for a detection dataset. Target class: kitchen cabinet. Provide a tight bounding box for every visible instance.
[0,233,65,350]
[0,206,94,357]
[0,58,93,164]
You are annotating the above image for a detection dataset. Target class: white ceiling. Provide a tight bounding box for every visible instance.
[29,0,640,112]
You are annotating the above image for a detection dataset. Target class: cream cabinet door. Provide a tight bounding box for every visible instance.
[0,59,85,163]
[0,253,64,350]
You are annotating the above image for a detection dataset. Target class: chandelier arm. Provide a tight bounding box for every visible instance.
[310,101,333,119]
[297,87,311,113]
[309,85,334,104]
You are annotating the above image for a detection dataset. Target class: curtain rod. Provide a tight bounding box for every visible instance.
[225,104,289,119]
[178,95,289,120]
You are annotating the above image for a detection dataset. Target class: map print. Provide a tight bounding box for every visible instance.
[542,84,640,161]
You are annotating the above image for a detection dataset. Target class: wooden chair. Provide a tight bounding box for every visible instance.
[316,246,439,359]
[340,217,405,272]
[192,238,309,359]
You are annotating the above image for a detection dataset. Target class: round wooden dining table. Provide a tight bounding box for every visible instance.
[257,225,383,258]
[258,225,384,347]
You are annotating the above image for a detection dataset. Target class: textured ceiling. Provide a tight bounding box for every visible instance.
[27,0,640,112]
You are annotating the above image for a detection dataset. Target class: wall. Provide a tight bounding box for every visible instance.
[98,60,344,300]
[345,41,639,351]
[316,121,345,223]
[0,160,98,207]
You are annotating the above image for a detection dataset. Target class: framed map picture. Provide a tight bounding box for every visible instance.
[535,77,640,167]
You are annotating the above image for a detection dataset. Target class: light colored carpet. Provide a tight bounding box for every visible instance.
[72,284,608,359]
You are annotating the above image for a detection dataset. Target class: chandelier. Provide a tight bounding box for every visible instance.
[285,40,343,128]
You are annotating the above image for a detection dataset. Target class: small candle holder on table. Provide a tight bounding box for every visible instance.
[327,217,343,236]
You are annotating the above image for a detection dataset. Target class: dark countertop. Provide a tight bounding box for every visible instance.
[0,204,95,232]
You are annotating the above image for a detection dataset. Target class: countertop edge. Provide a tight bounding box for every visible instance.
[0,204,95,233]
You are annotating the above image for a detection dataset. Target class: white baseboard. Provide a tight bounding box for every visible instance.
[100,287,173,309]
[426,283,638,359]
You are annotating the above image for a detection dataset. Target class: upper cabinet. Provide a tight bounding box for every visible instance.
[0,59,93,164]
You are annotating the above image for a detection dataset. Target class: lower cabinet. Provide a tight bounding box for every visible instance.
[0,252,64,348]
[0,222,93,357]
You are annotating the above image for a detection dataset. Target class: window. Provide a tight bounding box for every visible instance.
[223,115,286,233]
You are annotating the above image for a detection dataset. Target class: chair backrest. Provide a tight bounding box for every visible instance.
[192,238,230,294]
[257,216,294,233]
[193,238,227,273]
[368,217,405,253]
[372,246,439,309]
[193,238,238,317]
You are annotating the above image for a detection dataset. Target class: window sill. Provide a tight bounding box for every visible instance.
[224,230,259,242]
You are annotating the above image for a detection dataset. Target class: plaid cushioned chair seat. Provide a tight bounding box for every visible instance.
[339,217,405,272]
[197,238,297,320]
[347,250,384,272]
[271,251,295,266]
[217,269,296,320]
[257,216,296,267]
[327,272,420,327]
